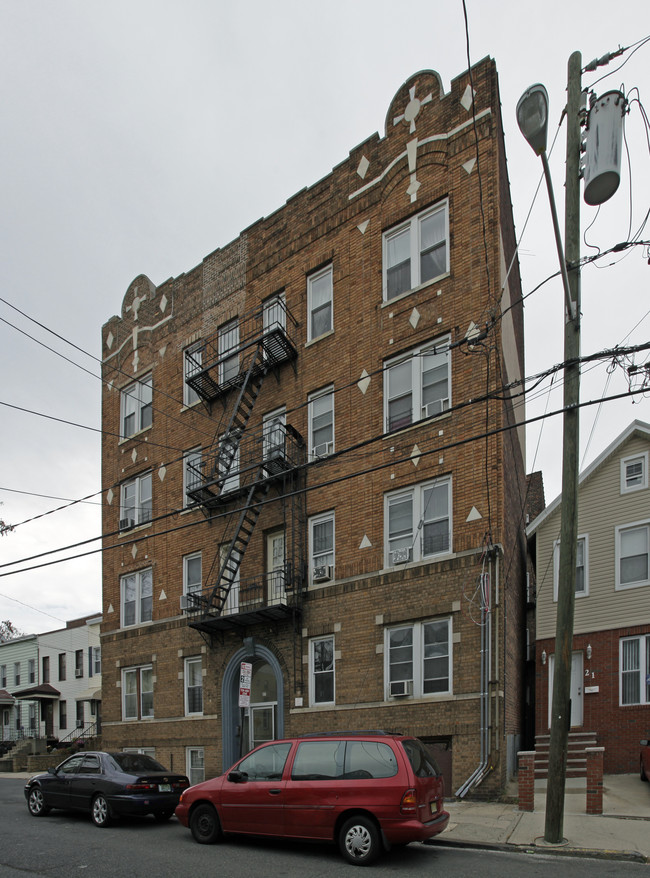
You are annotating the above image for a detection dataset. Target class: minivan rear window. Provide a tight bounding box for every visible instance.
[402,739,441,777]
[291,740,398,780]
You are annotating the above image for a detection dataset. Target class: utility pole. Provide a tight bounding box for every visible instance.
[544,50,582,845]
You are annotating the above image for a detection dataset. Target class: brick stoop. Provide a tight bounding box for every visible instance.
[534,731,598,779]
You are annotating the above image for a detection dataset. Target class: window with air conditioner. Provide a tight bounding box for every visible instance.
[310,512,334,584]
[385,478,451,567]
[121,567,153,627]
[385,618,452,699]
[120,471,152,529]
[75,650,84,679]
[309,387,334,459]
[384,337,450,432]
[382,201,449,302]
[120,374,152,439]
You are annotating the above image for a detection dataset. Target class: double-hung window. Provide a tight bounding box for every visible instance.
[386,478,451,566]
[385,338,450,432]
[386,618,452,698]
[307,266,333,341]
[120,472,152,529]
[92,647,102,675]
[620,635,650,705]
[553,536,588,600]
[183,552,202,610]
[616,521,650,589]
[263,408,287,468]
[75,650,83,679]
[185,657,203,715]
[28,659,35,684]
[123,665,153,720]
[621,453,648,493]
[310,512,335,582]
[14,662,20,686]
[184,448,202,507]
[310,635,335,705]
[121,375,152,438]
[58,653,66,681]
[186,748,205,785]
[309,388,334,458]
[218,319,239,384]
[121,567,153,627]
[184,343,203,407]
[383,202,449,301]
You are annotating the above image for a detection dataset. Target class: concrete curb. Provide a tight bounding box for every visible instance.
[430,836,648,864]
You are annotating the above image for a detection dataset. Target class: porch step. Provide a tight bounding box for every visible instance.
[533,731,598,778]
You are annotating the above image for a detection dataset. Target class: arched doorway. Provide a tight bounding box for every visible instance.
[221,643,284,771]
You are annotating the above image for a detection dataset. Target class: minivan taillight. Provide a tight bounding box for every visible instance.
[400,788,417,814]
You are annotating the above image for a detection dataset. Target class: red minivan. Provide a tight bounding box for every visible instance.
[175,731,449,865]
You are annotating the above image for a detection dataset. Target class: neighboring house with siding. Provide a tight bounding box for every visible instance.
[0,634,38,740]
[527,420,650,773]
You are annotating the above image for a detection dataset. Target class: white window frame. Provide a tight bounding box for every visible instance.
[183,551,202,601]
[122,665,153,720]
[615,520,650,590]
[310,635,335,706]
[308,387,334,459]
[92,647,102,676]
[263,293,286,336]
[183,448,202,508]
[218,318,239,384]
[307,265,333,342]
[385,618,452,699]
[310,511,335,583]
[184,657,203,716]
[120,471,152,529]
[382,201,449,302]
[120,374,152,439]
[121,567,153,627]
[186,747,205,785]
[263,407,286,461]
[385,478,452,567]
[384,337,450,432]
[619,634,650,705]
[184,342,203,407]
[621,452,648,494]
[553,535,589,601]
[219,433,240,495]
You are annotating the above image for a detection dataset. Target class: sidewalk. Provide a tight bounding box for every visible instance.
[437,774,650,863]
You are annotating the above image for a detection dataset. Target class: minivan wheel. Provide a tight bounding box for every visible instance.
[339,815,380,865]
[27,787,50,817]
[190,803,223,844]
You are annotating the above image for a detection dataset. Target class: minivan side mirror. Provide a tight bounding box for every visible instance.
[227,770,247,783]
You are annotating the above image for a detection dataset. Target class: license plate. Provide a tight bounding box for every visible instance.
[158,784,172,792]
[430,801,438,815]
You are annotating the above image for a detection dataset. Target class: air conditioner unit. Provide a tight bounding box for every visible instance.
[119,517,135,531]
[390,547,412,565]
[75,669,83,678]
[390,679,413,697]
[423,398,449,419]
[312,441,334,459]
[312,565,333,583]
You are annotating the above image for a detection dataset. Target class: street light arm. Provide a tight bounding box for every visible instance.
[540,151,578,324]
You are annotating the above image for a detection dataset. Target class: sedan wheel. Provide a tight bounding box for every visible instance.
[91,794,112,827]
[27,787,50,817]
[339,815,380,865]
[190,803,223,844]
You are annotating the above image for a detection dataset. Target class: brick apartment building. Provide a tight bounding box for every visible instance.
[100,58,528,796]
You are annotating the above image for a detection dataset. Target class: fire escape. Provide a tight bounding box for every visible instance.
[182,297,307,633]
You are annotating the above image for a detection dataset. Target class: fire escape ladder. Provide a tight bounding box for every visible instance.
[209,473,272,615]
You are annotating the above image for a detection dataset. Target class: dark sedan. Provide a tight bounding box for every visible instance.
[25,751,190,826]
[642,739,650,782]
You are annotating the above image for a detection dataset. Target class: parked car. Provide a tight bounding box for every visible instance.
[25,751,190,826]
[641,739,650,782]
[175,731,449,865]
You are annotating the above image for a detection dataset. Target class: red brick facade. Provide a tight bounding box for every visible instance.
[100,59,527,796]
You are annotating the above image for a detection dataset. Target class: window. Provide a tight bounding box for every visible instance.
[621,453,648,493]
[0,665,6,688]
[218,319,239,384]
[184,343,203,407]
[620,635,650,705]
[383,202,449,301]
[59,701,67,730]
[29,704,36,731]
[184,448,202,508]
[386,618,452,698]
[263,293,286,337]
[14,662,20,686]
[123,666,154,720]
[616,521,650,589]
[385,478,451,566]
[263,408,286,468]
[308,388,334,458]
[92,647,102,676]
[121,374,152,438]
[310,636,335,705]
[384,338,450,432]
[58,653,66,682]
[183,552,202,607]
[237,742,292,781]
[28,659,35,684]
[121,567,153,627]
[76,700,85,727]
[185,657,203,715]
[310,512,335,582]
[553,536,588,600]
[307,265,333,341]
[41,656,49,684]
[219,433,240,495]
[120,471,152,529]
[186,748,205,785]
[75,650,84,679]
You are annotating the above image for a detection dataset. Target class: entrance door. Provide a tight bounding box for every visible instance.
[267,531,285,605]
[2,708,9,741]
[548,651,583,728]
[240,661,278,755]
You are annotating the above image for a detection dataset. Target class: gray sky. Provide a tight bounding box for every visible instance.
[1,0,648,634]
